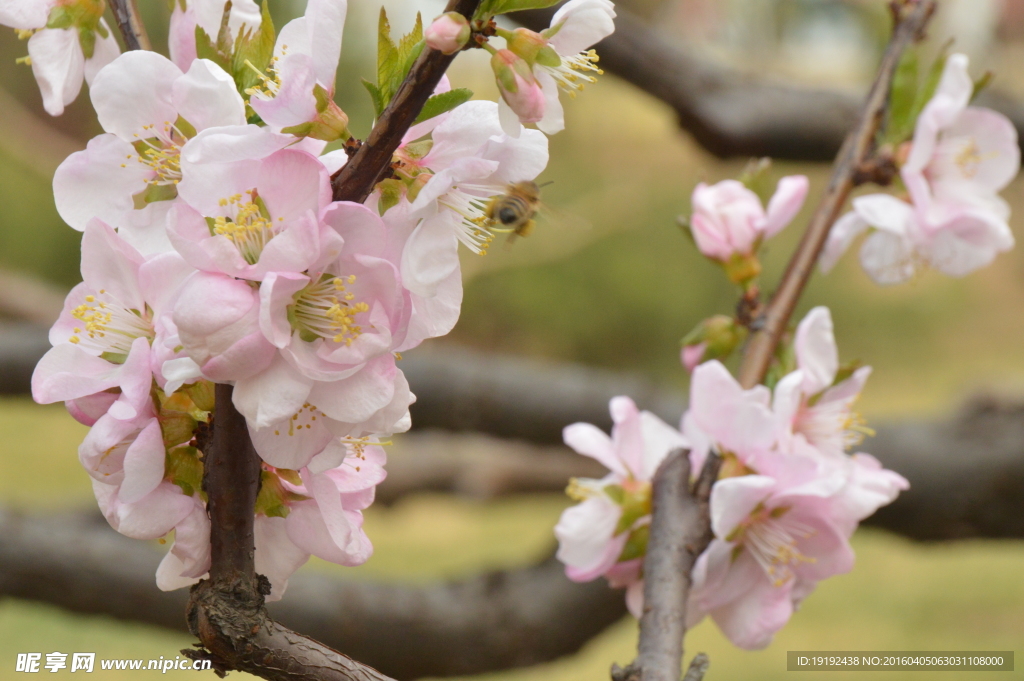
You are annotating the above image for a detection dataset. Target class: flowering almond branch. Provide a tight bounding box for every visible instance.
[186,385,396,681]
[331,0,483,203]
[736,0,936,389]
[611,449,721,681]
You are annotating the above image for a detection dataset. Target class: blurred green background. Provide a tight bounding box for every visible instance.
[1,0,1023,678]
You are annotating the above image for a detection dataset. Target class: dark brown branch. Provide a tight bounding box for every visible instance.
[187,385,395,681]
[514,3,1024,162]
[612,451,719,681]
[330,0,482,203]
[108,0,151,52]
[736,0,936,389]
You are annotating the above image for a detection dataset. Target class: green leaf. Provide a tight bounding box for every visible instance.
[971,71,994,102]
[45,6,74,30]
[738,157,773,205]
[232,0,276,96]
[908,44,950,128]
[884,45,919,145]
[362,79,385,118]
[376,8,400,105]
[488,0,564,14]
[617,524,650,563]
[77,25,96,60]
[194,25,231,74]
[374,10,426,113]
[142,183,178,203]
[413,88,473,125]
[377,179,404,215]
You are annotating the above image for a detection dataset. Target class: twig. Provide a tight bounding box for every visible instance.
[736,0,936,390]
[186,385,395,681]
[681,653,709,681]
[108,0,151,52]
[330,0,482,203]
[613,449,721,681]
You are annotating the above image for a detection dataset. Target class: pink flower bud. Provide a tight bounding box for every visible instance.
[425,12,471,55]
[491,49,545,124]
[681,343,706,373]
[689,175,808,262]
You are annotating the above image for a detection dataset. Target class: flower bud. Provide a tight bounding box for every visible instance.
[425,12,471,55]
[681,315,745,371]
[491,49,545,123]
[506,27,548,63]
[689,176,809,267]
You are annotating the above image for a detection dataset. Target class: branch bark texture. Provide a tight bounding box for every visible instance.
[186,386,395,681]
[108,0,151,51]
[613,451,719,681]
[737,0,936,389]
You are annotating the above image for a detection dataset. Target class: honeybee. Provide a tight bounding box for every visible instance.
[485,181,545,245]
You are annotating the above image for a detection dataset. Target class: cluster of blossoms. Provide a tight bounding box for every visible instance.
[556,48,1018,650]
[822,53,1020,284]
[555,307,909,648]
[21,0,615,598]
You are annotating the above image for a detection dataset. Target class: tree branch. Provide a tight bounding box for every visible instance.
[514,2,1024,162]
[186,385,395,681]
[330,0,482,203]
[736,0,936,389]
[108,0,151,52]
[612,451,720,681]
[0,507,626,680]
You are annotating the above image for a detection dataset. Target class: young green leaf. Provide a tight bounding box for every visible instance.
[412,88,474,125]
[488,0,564,14]
[362,78,385,118]
[883,44,919,145]
[376,8,400,105]
[232,1,276,96]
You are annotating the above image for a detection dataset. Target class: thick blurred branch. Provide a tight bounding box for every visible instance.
[4,325,1024,539]
[513,3,1024,161]
[738,0,936,389]
[0,507,626,680]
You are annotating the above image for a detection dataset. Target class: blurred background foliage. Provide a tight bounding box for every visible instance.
[1,0,1023,678]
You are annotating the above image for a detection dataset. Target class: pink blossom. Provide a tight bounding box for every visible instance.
[248,0,349,137]
[52,51,245,254]
[773,307,873,460]
[404,101,548,297]
[687,470,855,649]
[169,149,342,281]
[902,53,1020,223]
[492,49,546,127]
[497,0,616,136]
[252,441,386,599]
[820,54,1018,284]
[172,271,277,383]
[33,220,192,411]
[682,360,778,473]
[689,176,809,262]
[1,0,120,116]
[166,0,261,71]
[820,193,1013,284]
[554,397,688,601]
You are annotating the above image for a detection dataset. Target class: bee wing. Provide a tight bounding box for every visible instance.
[534,200,592,233]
